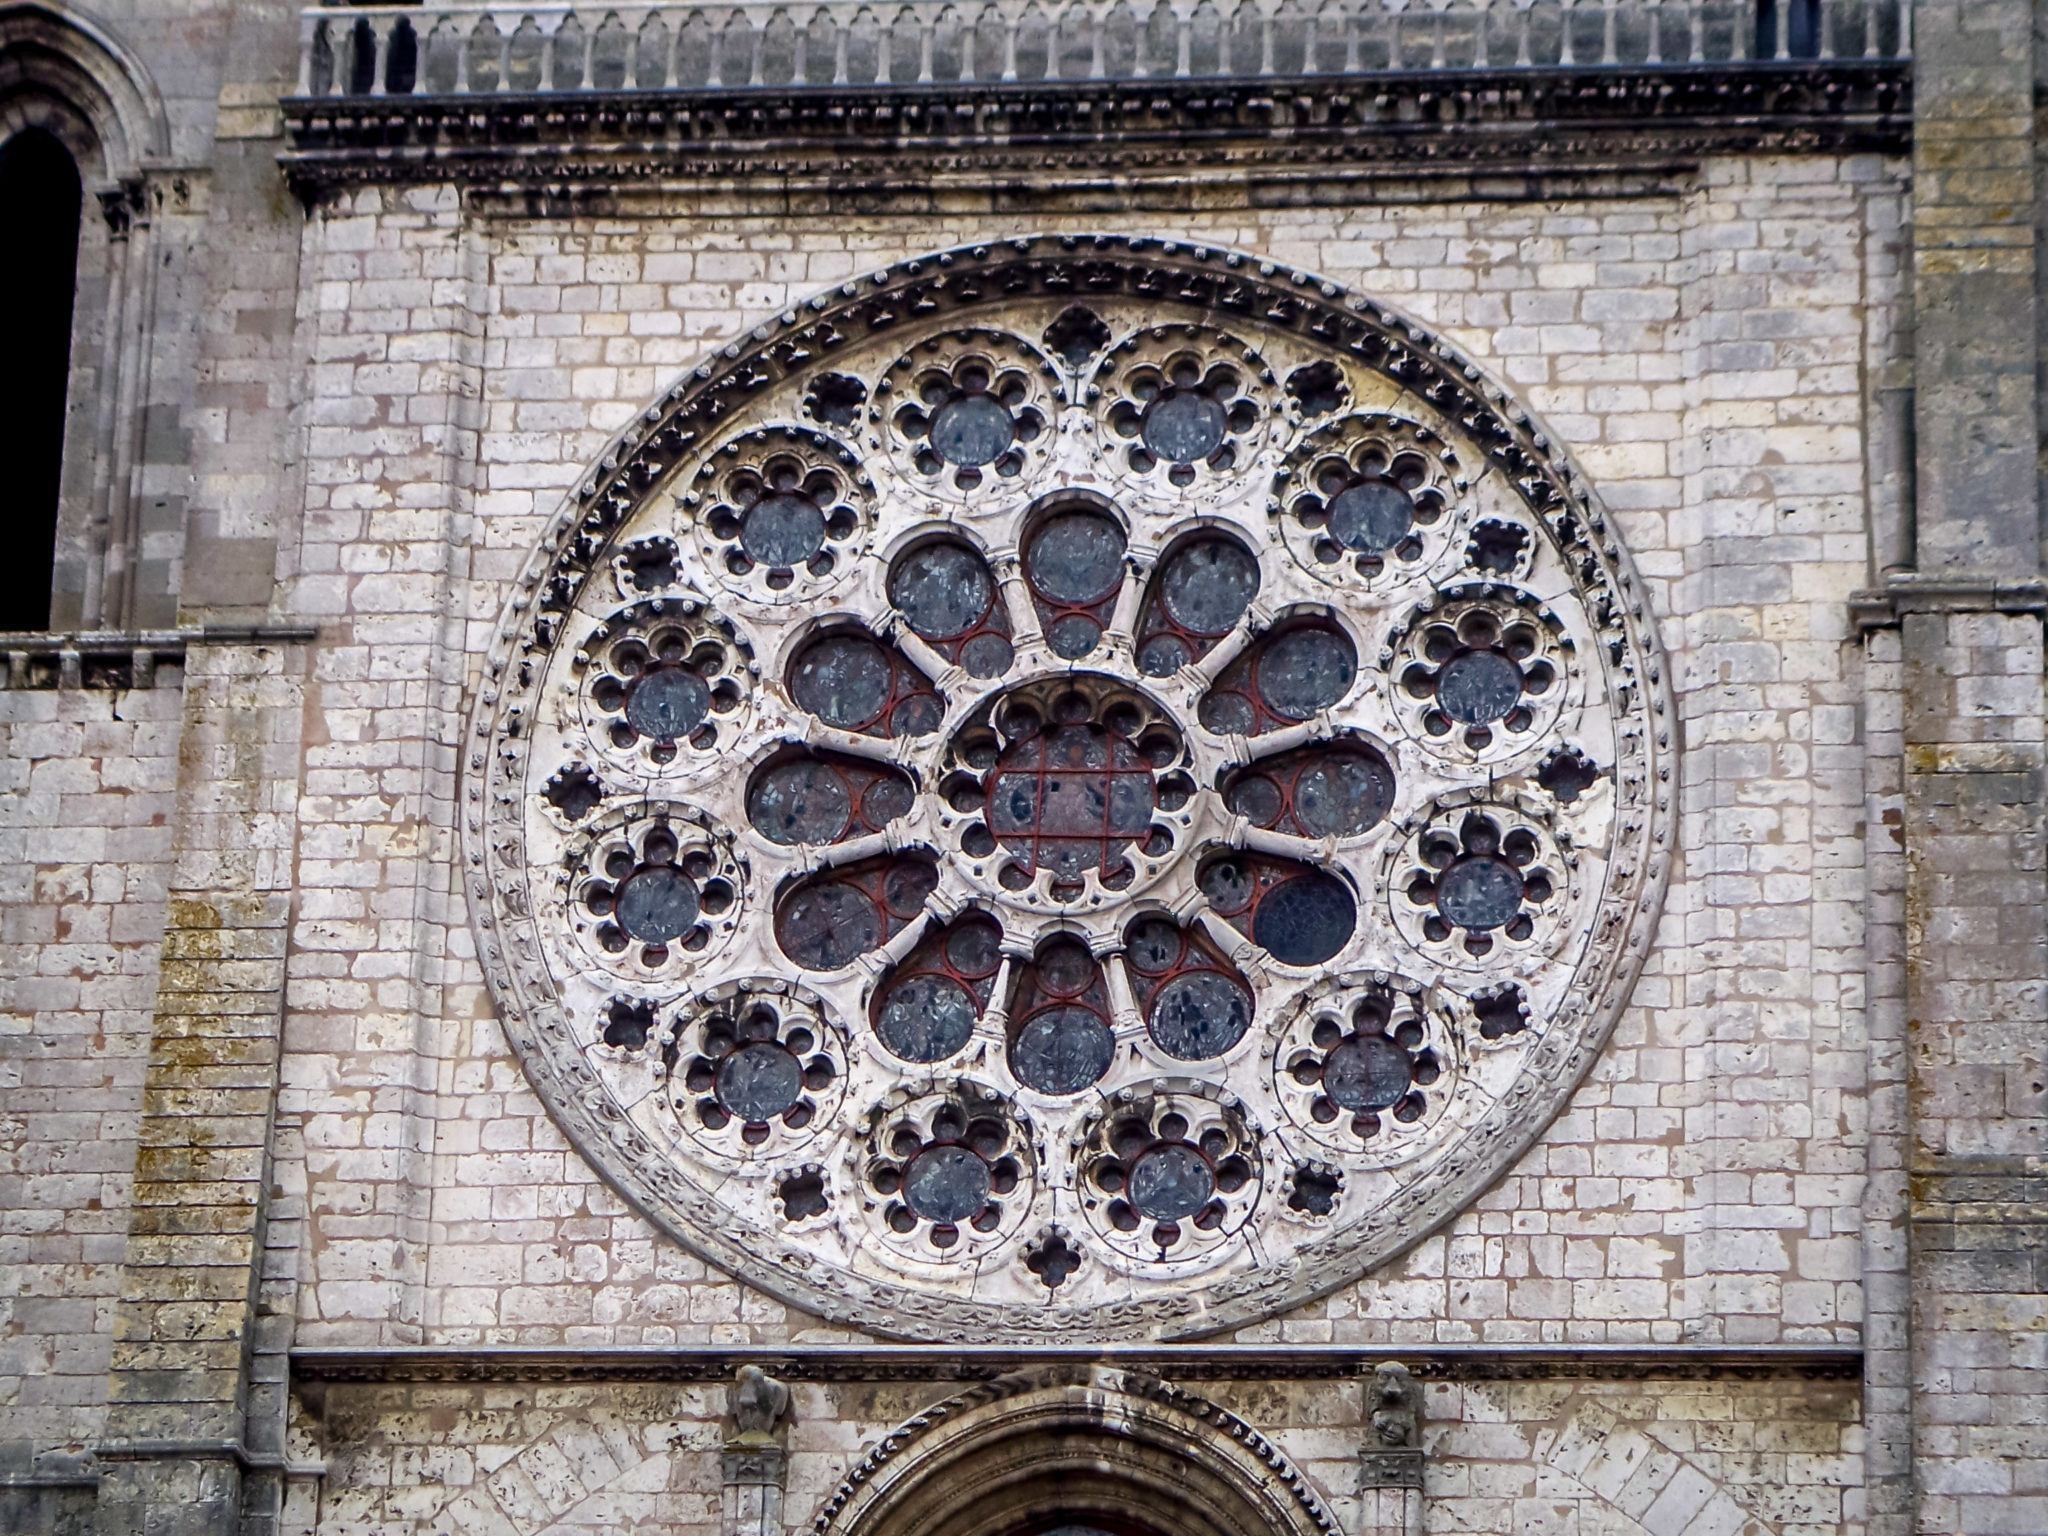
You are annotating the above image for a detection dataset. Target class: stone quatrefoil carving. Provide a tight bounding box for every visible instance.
[467,237,1674,1340]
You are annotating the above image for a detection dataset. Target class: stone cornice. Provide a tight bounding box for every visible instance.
[1849,573,2048,634]
[289,1341,1864,1385]
[0,623,321,689]
[279,60,1909,197]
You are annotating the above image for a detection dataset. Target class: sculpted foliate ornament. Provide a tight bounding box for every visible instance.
[466,236,1673,1341]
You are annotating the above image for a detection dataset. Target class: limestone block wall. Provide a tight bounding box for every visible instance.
[275,153,1905,1368]
[0,675,184,1456]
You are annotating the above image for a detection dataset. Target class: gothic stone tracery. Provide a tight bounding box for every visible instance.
[465,235,1674,1341]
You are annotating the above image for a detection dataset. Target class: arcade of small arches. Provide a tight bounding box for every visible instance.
[469,235,1673,1342]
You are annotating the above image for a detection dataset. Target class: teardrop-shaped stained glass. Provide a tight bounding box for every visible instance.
[774,854,939,972]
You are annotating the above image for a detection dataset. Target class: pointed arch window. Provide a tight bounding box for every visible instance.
[0,127,81,632]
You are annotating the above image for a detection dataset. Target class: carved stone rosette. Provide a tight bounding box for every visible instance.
[464,236,1675,1343]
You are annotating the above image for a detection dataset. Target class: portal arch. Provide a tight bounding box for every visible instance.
[808,1367,1342,1536]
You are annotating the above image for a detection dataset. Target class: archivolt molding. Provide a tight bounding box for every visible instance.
[464,234,1677,1341]
[0,0,169,182]
[806,1365,1340,1536]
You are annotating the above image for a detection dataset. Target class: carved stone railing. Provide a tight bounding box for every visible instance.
[297,0,1908,100]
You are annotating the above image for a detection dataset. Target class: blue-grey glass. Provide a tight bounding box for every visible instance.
[1127,1142,1214,1220]
[1437,855,1524,931]
[791,635,893,729]
[1252,872,1354,965]
[883,859,939,915]
[959,632,1014,679]
[778,881,880,969]
[928,393,1014,466]
[1197,689,1255,735]
[1142,390,1226,463]
[888,692,942,738]
[616,865,699,943]
[1256,627,1357,720]
[1011,1005,1114,1094]
[1224,773,1283,826]
[1198,857,1253,912]
[1294,753,1394,838]
[1046,616,1100,660]
[890,542,993,640]
[1437,648,1522,725]
[902,1143,991,1223]
[625,667,709,742]
[987,726,1154,856]
[747,761,852,846]
[946,918,1002,975]
[1138,634,1191,677]
[1322,1033,1413,1111]
[864,776,914,824]
[877,974,977,1062]
[1327,478,1414,553]
[1148,972,1251,1060]
[740,491,827,567]
[1028,513,1125,604]
[1125,917,1180,973]
[1160,538,1258,635]
[715,1042,803,1122]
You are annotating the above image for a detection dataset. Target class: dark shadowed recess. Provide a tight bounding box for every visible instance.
[0,129,80,632]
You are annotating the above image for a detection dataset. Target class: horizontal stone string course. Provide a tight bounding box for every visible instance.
[297,0,1910,101]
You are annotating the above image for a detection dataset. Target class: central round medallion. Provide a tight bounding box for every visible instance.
[988,718,1154,880]
[941,674,1195,905]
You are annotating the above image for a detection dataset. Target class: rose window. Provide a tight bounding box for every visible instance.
[577,602,751,770]
[1080,1090,1261,1262]
[683,426,870,602]
[860,1087,1032,1258]
[1390,799,1569,965]
[476,239,1672,1341]
[1096,324,1274,488]
[1388,586,1572,763]
[566,810,742,976]
[670,985,844,1153]
[1274,414,1463,586]
[1275,978,1447,1155]
[881,329,1058,494]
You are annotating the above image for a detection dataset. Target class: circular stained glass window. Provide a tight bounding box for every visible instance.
[475,237,1671,1344]
[903,1143,992,1223]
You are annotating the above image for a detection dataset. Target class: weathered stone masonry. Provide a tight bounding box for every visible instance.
[1,2,2045,1535]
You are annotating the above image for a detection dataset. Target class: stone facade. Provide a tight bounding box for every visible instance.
[0,2,2038,1535]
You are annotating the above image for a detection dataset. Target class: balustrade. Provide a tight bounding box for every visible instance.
[295,0,1907,100]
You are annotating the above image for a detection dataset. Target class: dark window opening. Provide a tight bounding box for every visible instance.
[1756,0,1821,58]
[0,129,80,632]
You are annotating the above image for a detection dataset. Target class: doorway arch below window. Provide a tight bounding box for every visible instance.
[807,1367,1341,1536]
